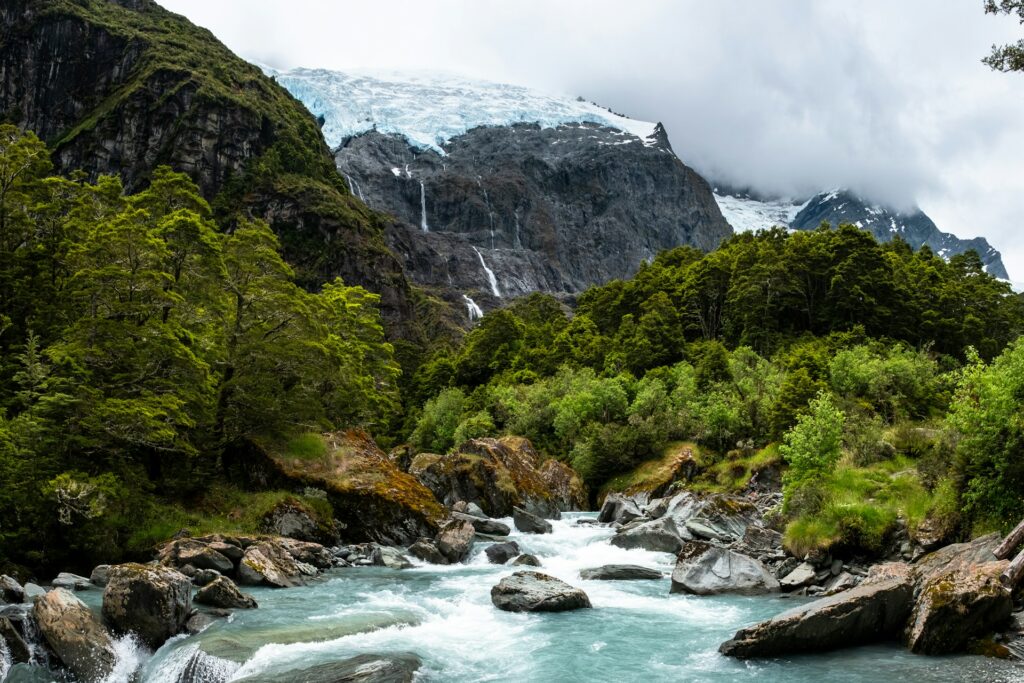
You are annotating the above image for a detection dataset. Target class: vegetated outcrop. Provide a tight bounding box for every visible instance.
[227,431,446,545]
[719,534,1013,658]
[0,0,429,338]
[409,437,587,517]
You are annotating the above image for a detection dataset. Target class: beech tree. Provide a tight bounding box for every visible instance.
[984,1,1024,72]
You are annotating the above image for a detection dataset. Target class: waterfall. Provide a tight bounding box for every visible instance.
[343,173,365,202]
[419,181,429,232]
[477,177,497,249]
[472,247,501,297]
[513,210,523,250]
[462,294,484,321]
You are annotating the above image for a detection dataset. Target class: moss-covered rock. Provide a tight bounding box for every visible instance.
[409,436,586,518]
[101,563,192,649]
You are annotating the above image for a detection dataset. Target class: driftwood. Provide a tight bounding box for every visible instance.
[1000,550,1024,588]
[994,518,1024,559]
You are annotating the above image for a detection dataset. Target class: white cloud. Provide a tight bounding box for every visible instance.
[161,0,1024,279]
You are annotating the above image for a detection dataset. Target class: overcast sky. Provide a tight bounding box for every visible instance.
[162,0,1024,281]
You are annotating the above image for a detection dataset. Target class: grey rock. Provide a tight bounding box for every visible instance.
[178,545,235,574]
[597,494,643,525]
[485,542,521,565]
[0,575,23,603]
[720,563,915,658]
[260,501,337,545]
[192,568,221,587]
[436,519,476,563]
[451,511,511,536]
[779,562,817,590]
[22,583,45,601]
[407,538,449,565]
[609,517,685,554]
[233,652,422,683]
[35,588,117,681]
[51,572,92,591]
[512,554,542,567]
[490,571,591,613]
[237,541,306,588]
[671,542,779,595]
[452,501,487,518]
[739,526,783,555]
[580,565,663,581]
[370,546,414,570]
[824,571,859,596]
[684,519,732,542]
[195,576,258,610]
[90,565,112,588]
[513,506,552,534]
[102,563,193,649]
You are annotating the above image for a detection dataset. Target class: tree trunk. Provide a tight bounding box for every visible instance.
[994,518,1024,559]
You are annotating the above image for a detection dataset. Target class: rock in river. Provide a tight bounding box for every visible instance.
[485,541,521,565]
[436,519,476,563]
[451,511,511,536]
[102,563,193,649]
[234,652,422,682]
[195,576,259,610]
[580,565,663,581]
[34,587,117,681]
[408,538,449,565]
[513,506,552,534]
[597,494,643,525]
[491,571,591,613]
[671,542,779,595]
[719,563,914,658]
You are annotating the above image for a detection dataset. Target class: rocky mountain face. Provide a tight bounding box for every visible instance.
[269,68,732,319]
[0,0,427,339]
[714,187,1010,280]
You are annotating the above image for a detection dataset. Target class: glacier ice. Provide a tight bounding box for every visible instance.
[260,66,659,153]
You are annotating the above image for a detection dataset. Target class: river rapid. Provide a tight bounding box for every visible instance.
[7,512,1023,682]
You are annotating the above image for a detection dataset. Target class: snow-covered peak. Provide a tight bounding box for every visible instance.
[261,66,660,153]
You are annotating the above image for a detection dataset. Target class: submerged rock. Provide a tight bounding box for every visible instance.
[719,563,914,658]
[513,507,552,534]
[580,565,663,581]
[102,563,193,649]
[195,576,258,610]
[234,652,422,683]
[485,541,521,565]
[491,571,591,613]
[436,519,476,563]
[670,542,779,595]
[34,587,117,681]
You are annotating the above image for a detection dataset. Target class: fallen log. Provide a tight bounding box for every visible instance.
[994,518,1024,560]
[1000,550,1024,588]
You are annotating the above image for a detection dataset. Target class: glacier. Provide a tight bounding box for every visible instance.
[260,66,659,153]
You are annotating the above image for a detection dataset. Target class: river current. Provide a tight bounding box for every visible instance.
[7,512,1023,682]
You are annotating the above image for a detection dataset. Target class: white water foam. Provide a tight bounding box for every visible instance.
[462,294,484,321]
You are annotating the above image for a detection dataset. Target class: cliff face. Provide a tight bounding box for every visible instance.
[0,0,426,337]
[337,122,731,313]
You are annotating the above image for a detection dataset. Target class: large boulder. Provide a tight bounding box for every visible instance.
[580,565,663,581]
[237,540,308,587]
[906,561,1011,654]
[407,538,448,565]
[159,538,234,573]
[102,563,193,649]
[491,572,592,613]
[779,562,817,590]
[90,565,112,588]
[609,517,685,554]
[513,507,552,534]
[671,542,779,595]
[34,588,117,681]
[451,511,510,536]
[276,537,335,570]
[597,494,643,525]
[51,572,92,591]
[233,653,422,683]
[0,575,24,603]
[410,437,583,518]
[719,563,915,658]
[195,576,259,609]
[370,546,414,570]
[485,541,521,565]
[436,519,475,563]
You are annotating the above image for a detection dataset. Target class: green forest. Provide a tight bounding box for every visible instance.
[2,123,1024,575]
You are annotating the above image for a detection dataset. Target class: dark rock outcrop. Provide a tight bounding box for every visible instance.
[260,500,339,545]
[670,542,779,595]
[609,492,761,554]
[491,572,591,613]
[34,588,117,681]
[102,563,193,649]
[580,565,663,581]
[597,494,642,525]
[513,507,553,534]
[195,576,258,610]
